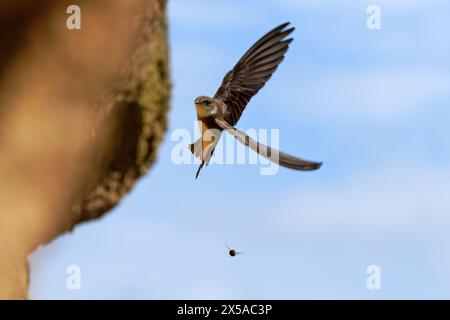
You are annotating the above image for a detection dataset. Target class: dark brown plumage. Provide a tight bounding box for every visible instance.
[214,22,294,126]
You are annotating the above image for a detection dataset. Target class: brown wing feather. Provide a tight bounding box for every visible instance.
[214,119,322,171]
[214,22,294,126]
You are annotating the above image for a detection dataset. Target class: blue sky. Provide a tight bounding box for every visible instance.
[29,0,450,299]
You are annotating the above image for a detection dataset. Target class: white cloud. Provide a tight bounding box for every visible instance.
[270,161,450,239]
[272,68,450,122]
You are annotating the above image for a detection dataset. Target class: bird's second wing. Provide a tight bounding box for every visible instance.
[215,119,322,171]
[214,22,294,126]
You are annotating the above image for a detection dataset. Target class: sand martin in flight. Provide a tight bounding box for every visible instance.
[190,22,322,179]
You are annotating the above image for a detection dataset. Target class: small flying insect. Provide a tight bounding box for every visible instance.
[226,244,243,257]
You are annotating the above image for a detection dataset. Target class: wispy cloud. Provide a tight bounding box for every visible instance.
[271,68,450,122]
[271,161,450,238]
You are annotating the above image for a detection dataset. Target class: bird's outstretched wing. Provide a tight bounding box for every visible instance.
[215,119,322,171]
[214,22,294,126]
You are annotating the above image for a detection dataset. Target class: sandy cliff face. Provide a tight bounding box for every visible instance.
[0,0,170,299]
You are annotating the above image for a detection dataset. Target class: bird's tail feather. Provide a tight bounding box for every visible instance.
[195,162,205,179]
[190,137,218,178]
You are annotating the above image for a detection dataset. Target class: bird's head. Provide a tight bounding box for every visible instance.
[194,96,213,117]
